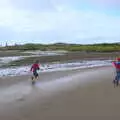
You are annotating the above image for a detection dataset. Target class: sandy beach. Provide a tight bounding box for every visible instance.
[0,66,120,120]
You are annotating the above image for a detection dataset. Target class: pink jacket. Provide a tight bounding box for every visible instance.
[112,62,120,69]
[30,63,40,72]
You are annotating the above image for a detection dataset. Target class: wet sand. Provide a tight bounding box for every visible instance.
[0,66,120,120]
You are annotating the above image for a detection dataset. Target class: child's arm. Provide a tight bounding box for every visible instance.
[37,64,40,70]
[30,65,33,71]
[112,62,120,69]
[112,61,116,67]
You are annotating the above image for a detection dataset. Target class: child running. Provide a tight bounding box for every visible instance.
[112,57,120,87]
[30,60,40,84]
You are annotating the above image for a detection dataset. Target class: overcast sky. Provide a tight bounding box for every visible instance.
[0,0,120,45]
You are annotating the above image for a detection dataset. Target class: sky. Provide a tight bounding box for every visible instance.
[0,0,120,45]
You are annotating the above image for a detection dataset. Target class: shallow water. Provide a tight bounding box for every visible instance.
[0,69,101,103]
[0,60,112,77]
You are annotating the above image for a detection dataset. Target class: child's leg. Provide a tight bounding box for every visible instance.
[31,75,34,80]
[35,74,39,81]
[31,76,35,85]
[116,80,119,86]
[113,74,117,86]
[33,71,37,80]
[113,71,118,87]
[31,73,36,85]
[117,72,120,86]
[114,71,120,87]
[31,72,35,81]
[33,71,39,82]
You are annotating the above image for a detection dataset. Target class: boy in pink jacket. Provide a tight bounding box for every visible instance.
[30,60,40,84]
[112,58,120,87]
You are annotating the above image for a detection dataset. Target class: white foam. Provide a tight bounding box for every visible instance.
[0,60,112,77]
[22,50,67,55]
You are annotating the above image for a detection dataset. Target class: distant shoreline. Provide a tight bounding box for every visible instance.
[0,42,120,52]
